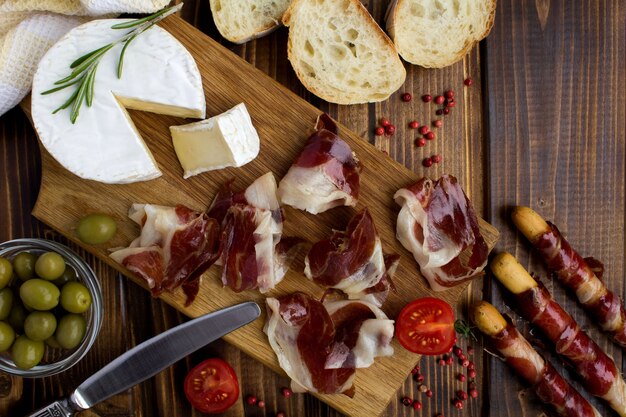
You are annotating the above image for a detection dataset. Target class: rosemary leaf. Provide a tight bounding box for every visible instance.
[85,65,98,107]
[52,82,82,114]
[70,75,90,124]
[70,44,112,69]
[42,78,81,95]
[117,34,137,79]
[110,3,182,30]
[55,44,113,85]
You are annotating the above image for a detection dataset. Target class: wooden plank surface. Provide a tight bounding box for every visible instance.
[4,1,623,416]
[485,1,626,416]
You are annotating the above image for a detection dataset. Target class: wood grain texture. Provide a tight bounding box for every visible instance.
[0,1,495,416]
[484,1,626,416]
[22,14,498,417]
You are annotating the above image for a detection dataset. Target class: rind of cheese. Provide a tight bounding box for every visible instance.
[31,19,206,184]
[170,103,260,179]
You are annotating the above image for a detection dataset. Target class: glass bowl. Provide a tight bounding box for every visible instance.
[0,238,103,377]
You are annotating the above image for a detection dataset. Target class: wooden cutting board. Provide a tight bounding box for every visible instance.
[26,16,498,417]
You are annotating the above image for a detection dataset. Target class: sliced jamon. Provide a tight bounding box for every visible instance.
[394,174,488,291]
[304,209,398,306]
[211,172,302,293]
[278,114,362,214]
[264,292,394,395]
[110,204,220,305]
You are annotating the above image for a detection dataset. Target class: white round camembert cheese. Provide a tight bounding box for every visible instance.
[31,19,206,184]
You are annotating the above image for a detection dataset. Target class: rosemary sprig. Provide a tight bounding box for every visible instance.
[454,319,478,341]
[42,3,183,124]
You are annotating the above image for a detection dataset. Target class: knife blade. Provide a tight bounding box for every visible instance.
[26,301,261,417]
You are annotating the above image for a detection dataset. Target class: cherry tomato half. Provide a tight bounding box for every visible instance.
[396,297,456,355]
[184,358,240,414]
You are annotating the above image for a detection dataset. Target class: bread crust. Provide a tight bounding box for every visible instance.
[210,0,289,44]
[387,0,497,68]
[283,0,406,104]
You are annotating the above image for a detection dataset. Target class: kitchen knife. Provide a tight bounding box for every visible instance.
[25,301,261,417]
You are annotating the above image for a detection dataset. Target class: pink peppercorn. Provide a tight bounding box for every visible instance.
[435,109,443,115]
[464,78,474,86]
[257,400,265,408]
[457,390,468,401]
[458,353,466,361]
[446,99,456,108]
[446,356,454,365]
[281,387,292,398]
[412,400,422,410]
[375,127,384,136]
[426,389,433,398]
[415,138,426,147]
[468,369,477,378]
[401,93,412,102]
[381,118,390,127]
[411,367,420,375]
[415,374,425,382]
[246,395,257,405]
[422,157,433,168]
[438,358,446,366]
[277,413,286,417]
[462,359,470,368]
[443,108,450,115]
[422,94,432,102]
[445,90,455,99]
[409,120,419,129]
[470,388,479,398]
[418,125,429,135]
[434,95,445,105]
[468,362,475,370]
[433,119,443,128]
[467,346,474,355]
[453,399,464,409]
[458,374,466,382]
[432,154,442,163]
[402,396,412,406]
[425,131,435,140]
[385,124,396,135]
[453,346,462,357]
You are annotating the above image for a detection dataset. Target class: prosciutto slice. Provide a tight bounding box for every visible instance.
[110,204,220,305]
[394,175,488,291]
[209,172,301,293]
[264,292,393,395]
[488,322,601,417]
[278,114,362,214]
[516,281,626,416]
[304,209,398,306]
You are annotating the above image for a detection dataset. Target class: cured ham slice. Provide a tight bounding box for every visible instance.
[264,292,394,395]
[278,114,362,214]
[512,206,626,347]
[304,209,398,306]
[110,204,220,306]
[492,253,626,417]
[209,172,301,293]
[394,174,488,291]
[472,301,601,417]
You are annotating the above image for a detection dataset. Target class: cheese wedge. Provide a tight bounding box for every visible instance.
[31,19,206,184]
[170,103,260,179]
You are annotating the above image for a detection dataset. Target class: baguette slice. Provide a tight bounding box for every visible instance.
[210,0,292,44]
[283,0,406,104]
[386,0,497,68]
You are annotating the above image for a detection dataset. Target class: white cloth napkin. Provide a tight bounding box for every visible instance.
[0,0,171,117]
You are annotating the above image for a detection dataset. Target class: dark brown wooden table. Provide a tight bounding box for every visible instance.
[1,1,624,416]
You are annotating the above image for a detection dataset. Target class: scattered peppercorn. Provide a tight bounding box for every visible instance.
[464,78,474,86]
[445,90,455,99]
[418,384,429,393]
[246,395,257,405]
[453,346,462,357]
[426,389,433,398]
[385,124,396,135]
[375,126,384,136]
[415,138,426,147]
[411,367,420,375]
[468,369,477,378]
[277,412,286,417]
[438,358,446,366]
[401,93,412,102]
[457,390,469,401]
[422,157,433,168]
[462,359,470,368]
[402,396,413,406]
[458,374,467,382]
[409,120,419,129]
[422,94,432,102]
[412,400,422,410]
[433,119,443,128]
[436,109,443,115]
[446,356,454,365]
[443,108,450,115]
[418,125,429,135]
[468,361,475,370]
[415,374,425,382]
[453,399,464,409]
[470,388,479,398]
[432,154,442,163]
[381,118,390,127]
[425,131,435,140]
[467,346,475,355]
[257,400,265,408]
[281,387,292,398]
[458,353,466,361]
[446,99,456,108]
[434,95,445,105]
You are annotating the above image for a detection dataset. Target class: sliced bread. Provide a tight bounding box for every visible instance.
[282,0,406,105]
[209,0,292,44]
[386,0,497,68]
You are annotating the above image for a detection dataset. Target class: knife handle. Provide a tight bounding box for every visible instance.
[23,398,79,417]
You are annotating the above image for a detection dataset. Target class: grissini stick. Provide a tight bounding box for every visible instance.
[491,252,626,417]
[512,206,626,347]
[472,301,601,417]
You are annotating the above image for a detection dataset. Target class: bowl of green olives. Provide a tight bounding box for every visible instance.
[0,238,103,377]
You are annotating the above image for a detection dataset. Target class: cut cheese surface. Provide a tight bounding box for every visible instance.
[170,103,260,178]
[31,19,206,184]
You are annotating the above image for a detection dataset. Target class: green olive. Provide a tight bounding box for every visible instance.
[24,311,57,342]
[0,321,15,352]
[55,314,86,350]
[11,335,44,369]
[34,252,66,281]
[0,288,13,320]
[45,335,62,349]
[0,257,12,289]
[13,252,36,281]
[77,214,117,245]
[8,300,27,332]
[60,282,92,314]
[53,266,77,286]
[20,279,60,311]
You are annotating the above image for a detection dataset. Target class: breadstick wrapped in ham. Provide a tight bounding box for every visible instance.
[491,253,626,417]
[471,301,601,417]
[512,206,626,347]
